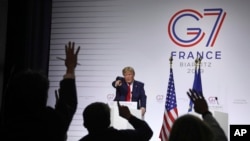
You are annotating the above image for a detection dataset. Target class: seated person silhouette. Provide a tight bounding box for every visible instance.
[79,101,153,141]
[169,89,228,141]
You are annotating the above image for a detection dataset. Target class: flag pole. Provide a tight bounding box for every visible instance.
[159,55,178,141]
[169,56,173,68]
[198,57,202,67]
[188,57,199,112]
[195,57,198,70]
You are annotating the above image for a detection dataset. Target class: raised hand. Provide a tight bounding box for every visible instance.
[65,41,80,73]
[117,101,132,120]
[187,89,209,114]
[54,89,59,107]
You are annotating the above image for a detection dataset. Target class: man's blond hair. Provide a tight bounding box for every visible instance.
[122,66,135,75]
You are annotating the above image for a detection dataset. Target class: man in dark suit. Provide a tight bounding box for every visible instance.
[112,66,147,116]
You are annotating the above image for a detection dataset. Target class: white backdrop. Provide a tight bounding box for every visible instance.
[47,0,250,140]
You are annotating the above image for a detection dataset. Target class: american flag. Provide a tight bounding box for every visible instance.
[159,68,178,141]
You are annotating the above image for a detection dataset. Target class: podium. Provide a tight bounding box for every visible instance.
[108,101,142,129]
[188,110,228,137]
[213,111,229,137]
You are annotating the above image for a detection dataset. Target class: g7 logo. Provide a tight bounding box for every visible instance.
[168,8,226,47]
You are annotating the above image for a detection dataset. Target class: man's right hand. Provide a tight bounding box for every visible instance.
[117,101,132,120]
[115,80,122,87]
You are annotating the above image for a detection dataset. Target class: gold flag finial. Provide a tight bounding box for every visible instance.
[198,57,202,65]
[194,57,198,69]
[195,58,198,64]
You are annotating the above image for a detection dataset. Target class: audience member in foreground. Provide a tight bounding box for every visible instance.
[2,42,80,141]
[169,89,228,141]
[79,101,153,141]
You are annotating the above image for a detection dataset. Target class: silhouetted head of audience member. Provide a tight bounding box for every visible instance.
[169,114,215,141]
[5,69,49,114]
[83,102,111,133]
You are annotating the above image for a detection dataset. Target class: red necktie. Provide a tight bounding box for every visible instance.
[126,84,131,101]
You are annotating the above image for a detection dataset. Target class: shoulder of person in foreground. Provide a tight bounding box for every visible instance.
[187,89,228,141]
[169,114,215,141]
[202,112,228,141]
